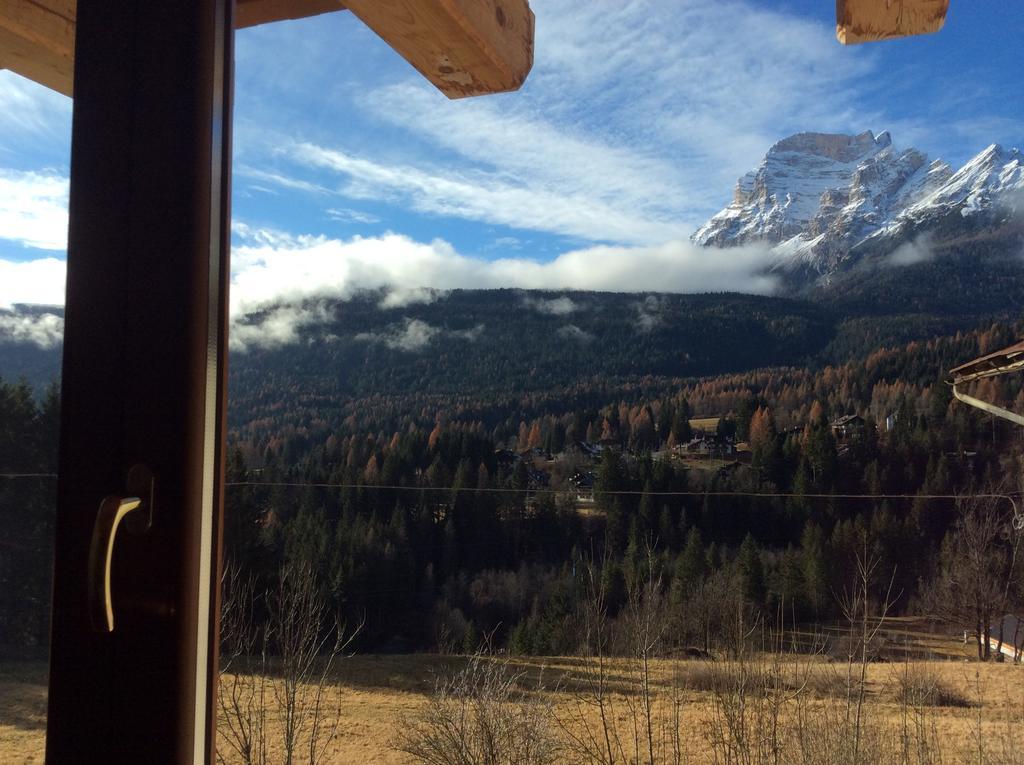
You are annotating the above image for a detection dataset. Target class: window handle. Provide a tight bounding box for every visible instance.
[87,466,155,633]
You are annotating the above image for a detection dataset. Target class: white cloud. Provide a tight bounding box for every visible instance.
[0,311,64,349]
[523,295,579,316]
[887,234,935,266]
[0,170,69,250]
[355,318,440,351]
[0,257,66,309]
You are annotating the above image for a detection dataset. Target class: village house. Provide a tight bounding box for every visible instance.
[677,434,736,459]
[830,414,867,443]
[568,470,596,500]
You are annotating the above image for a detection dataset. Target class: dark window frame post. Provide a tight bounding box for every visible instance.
[46,1,232,762]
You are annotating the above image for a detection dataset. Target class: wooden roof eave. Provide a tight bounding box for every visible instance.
[950,340,1024,384]
[836,0,951,45]
[949,340,1024,428]
[0,0,535,99]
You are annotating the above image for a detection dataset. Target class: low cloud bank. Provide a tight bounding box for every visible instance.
[0,228,779,350]
[230,227,777,307]
[227,231,777,350]
[0,311,64,349]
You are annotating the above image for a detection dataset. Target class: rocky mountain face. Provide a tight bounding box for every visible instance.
[693,130,1023,282]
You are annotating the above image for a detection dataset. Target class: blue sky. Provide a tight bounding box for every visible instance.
[0,0,1020,322]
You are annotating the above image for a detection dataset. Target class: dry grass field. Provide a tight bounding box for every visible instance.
[3,624,1023,764]
[688,417,721,433]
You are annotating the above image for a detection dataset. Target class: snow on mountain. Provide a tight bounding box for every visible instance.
[902,143,1023,219]
[692,131,1023,279]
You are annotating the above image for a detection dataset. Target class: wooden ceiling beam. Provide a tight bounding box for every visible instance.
[1,0,534,100]
[343,0,534,98]
[0,0,75,95]
[236,0,345,30]
[837,0,950,44]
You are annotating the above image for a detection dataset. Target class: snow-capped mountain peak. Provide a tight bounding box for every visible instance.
[692,132,1023,280]
[692,130,895,248]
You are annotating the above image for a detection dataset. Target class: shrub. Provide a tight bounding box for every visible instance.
[893,664,971,708]
[394,655,558,765]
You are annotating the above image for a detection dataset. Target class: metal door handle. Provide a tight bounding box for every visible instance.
[88,496,142,632]
[87,465,155,633]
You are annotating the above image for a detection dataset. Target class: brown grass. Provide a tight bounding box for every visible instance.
[2,651,1022,764]
[689,417,720,432]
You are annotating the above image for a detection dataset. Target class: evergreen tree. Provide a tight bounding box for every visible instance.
[800,522,830,617]
[737,533,766,606]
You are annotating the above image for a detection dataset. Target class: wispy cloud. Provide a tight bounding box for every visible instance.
[556,324,593,343]
[0,170,69,250]
[886,234,935,267]
[0,71,72,149]
[355,318,483,352]
[236,165,332,195]
[289,141,687,245]
[326,207,381,225]
[225,0,893,248]
[282,0,881,244]
[634,295,667,332]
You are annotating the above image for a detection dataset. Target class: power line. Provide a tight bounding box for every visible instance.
[224,479,1019,505]
[4,473,1020,523]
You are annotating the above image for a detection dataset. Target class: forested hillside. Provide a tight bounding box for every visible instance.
[3,271,1024,659]
[6,318,1021,656]
[216,319,1024,655]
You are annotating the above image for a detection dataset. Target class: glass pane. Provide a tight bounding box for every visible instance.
[221,6,1024,763]
[0,69,71,763]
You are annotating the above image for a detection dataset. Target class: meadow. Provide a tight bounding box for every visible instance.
[3,626,1023,765]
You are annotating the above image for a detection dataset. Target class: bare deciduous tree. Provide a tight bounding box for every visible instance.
[927,493,1020,661]
[217,561,360,765]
